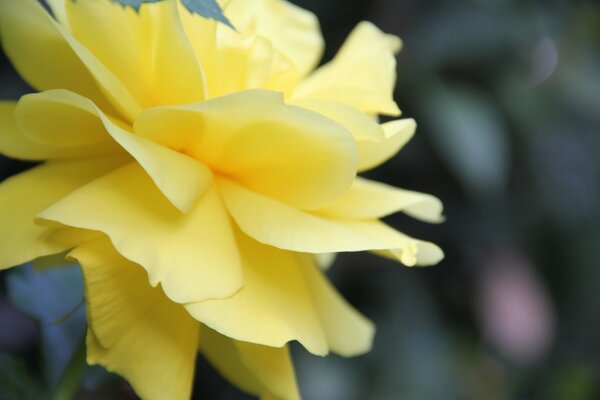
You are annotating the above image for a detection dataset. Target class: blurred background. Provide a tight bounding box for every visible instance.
[1,0,600,399]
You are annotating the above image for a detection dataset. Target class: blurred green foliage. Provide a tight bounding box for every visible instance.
[1,0,600,399]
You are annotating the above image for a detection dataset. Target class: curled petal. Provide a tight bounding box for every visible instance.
[188,231,374,358]
[289,98,385,143]
[0,157,125,269]
[72,237,199,400]
[186,230,329,356]
[38,163,243,304]
[289,98,419,173]
[300,258,375,357]
[0,0,116,114]
[224,0,324,78]
[350,221,445,266]
[179,7,258,98]
[16,91,120,150]
[294,21,401,116]
[136,89,358,210]
[201,326,301,400]
[64,0,206,110]
[182,17,301,97]
[220,178,442,266]
[358,119,416,172]
[316,177,445,223]
[0,102,114,160]
[19,89,211,212]
[219,178,388,253]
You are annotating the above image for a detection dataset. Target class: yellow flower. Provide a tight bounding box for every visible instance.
[0,0,444,399]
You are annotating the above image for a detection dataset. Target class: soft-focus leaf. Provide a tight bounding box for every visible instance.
[109,0,161,11]
[6,264,86,388]
[0,354,45,400]
[421,84,510,197]
[52,337,86,400]
[108,0,233,28]
[181,0,233,28]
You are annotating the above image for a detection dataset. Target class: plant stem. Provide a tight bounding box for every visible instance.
[52,335,87,400]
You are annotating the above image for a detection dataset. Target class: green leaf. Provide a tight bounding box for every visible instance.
[181,0,234,29]
[109,0,161,11]
[5,264,119,392]
[52,337,87,400]
[420,83,510,198]
[108,0,234,28]
[0,354,46,400]
[6,264,87,388]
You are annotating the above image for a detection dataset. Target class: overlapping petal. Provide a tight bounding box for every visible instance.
[219,179,441,266]
[0,102,108,161]
[15,91,122,158]
[0,1,445,398]
[0,0,116,114]
[224,0,324,78]
[19,89,211,211]
[300,261,375,357]
[0,157,126,269]
[64,0,206,109]
[0,0,143,120]
[218,178,388,253]
[187,229,375,357]
[135,89,358,210]
[289,98,384,142]
[180,0,322,97]
[288,98,416,173]
[72,237,199,400]
[178,7,258,98]
[201,326,300,400]
[186,230,329,355]
[2,0,206,122]
[38,162,243,304]
[358,119,417,172]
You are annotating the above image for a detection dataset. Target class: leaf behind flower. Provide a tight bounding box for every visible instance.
[108,0,234,28]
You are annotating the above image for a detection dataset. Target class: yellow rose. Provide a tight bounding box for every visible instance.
[0,0,444,399]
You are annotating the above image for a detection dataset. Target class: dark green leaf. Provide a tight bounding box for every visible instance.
[6,264,87,388]
[0,354,46,400]
[420,84,510,198]
[52,337,87,400]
